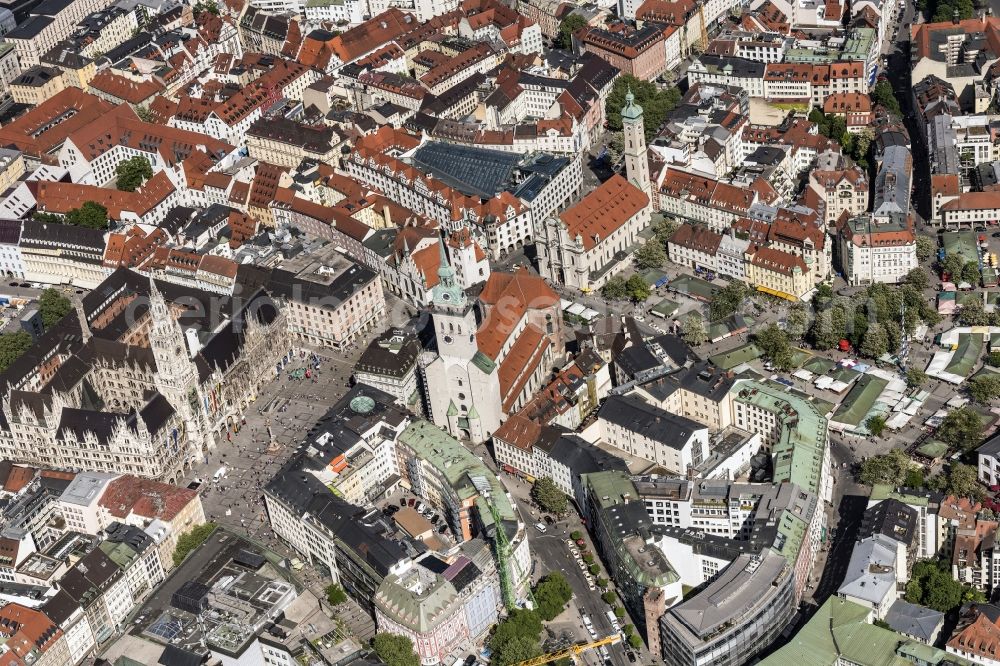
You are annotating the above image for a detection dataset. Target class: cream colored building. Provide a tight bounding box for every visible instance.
[807,167,869,229]
[536,174,650,290]
[746,246,814,300]
[9,65,65,105]
[246,117,344,169]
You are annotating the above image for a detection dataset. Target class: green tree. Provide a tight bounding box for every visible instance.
[946,463,985,500]
[858,448,909,486]
[906,367,927,388]
[634,238,666,269]
[754,323,793,370]
[601,591,617,604]
[602,276,627,300]
[870,80,902,117]
[625,274,650,302]
[605,75,681,141]
[38,288,73,328]
[709,281,751,321]
[970,374,1000,403]
[193,0,220,14]
[827,115,848,143]
[556,14,588,49]
[614,606,625,618]
[531,477,568,515]
[860,322,889,359]
[628,634,643,650]
[903,268,930,290]
[172,523,217,566]
[942,253,965,280]
[32,212,62,224]
[65,201,109,229]
[961,261,982,285]
[986,351,1000,367]
[681,311,708,346]
[489,609,542,666]
[936,406,983,452]
[651,216,678,248]
[959,298,990,326]
[134,105,155,122]
[492,636,541,666]
[570,530,583,541]
[916,235,936,262]
[115,156,153,192]
[785,303,810,340]
[534,573,573,621]
[866,415,887,437]
[325,584,347,605]
[904,468,925,488]
[0,332,32,372]
[372,633,420,666]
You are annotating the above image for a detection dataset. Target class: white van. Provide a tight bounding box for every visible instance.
[213,466,227,482]
[534,522,547,533]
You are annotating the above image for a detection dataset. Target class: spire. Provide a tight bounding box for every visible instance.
[622,86,643,122]
[438,233,456,286]
[431,231,467,309]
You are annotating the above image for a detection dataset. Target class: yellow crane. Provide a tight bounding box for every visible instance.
[513,635,622,666]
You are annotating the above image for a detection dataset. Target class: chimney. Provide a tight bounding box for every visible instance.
[384,204,392,227]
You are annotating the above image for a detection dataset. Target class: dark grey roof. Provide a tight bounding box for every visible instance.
[104,521,154,553]
[0,219,20,244]
[598,394,703,448]
[543,434,629,478]
[639,361,736,403]
[883,599,943,642]
[265,452,406,578]
[979,430,1000,456]
[859,498,917,546]
[615,344,660,379]
[20,220,105,254]
[410,142,521,199]
[5,13,51,38]
[354,329,420,378]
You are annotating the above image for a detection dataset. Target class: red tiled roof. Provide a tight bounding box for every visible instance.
[329,9,417,63]
[89,71,164,104]
[36,171,175,221]
[99,474,199,521]
[559,174,648,251]
[0,88,113,161]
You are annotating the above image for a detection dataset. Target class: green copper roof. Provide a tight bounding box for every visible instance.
[431,236,467,309]
[398,420,515,525]
[760,597,970,666]
[621,88,643,122]
[471,351,496,374]
[732,380,827,496]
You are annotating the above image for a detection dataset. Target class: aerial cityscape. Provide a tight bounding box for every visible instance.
[0,0,997,663]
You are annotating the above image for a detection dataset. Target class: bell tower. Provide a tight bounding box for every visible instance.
[431,236,479,361]
[622,88,651,197]
[147,279,212,454]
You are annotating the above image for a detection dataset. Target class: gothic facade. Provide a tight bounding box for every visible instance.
[0,269,290,482]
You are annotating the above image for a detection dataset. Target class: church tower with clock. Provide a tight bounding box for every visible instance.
[147,279,213,456]
[423,237,502,443]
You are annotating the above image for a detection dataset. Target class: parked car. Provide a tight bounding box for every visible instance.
[399,498,407,506]
[544,515,554,525]
[437,523,448,533]
[407,498,416,507]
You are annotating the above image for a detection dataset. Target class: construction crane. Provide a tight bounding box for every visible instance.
[484,491,534,611]
[513,635,622,666]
